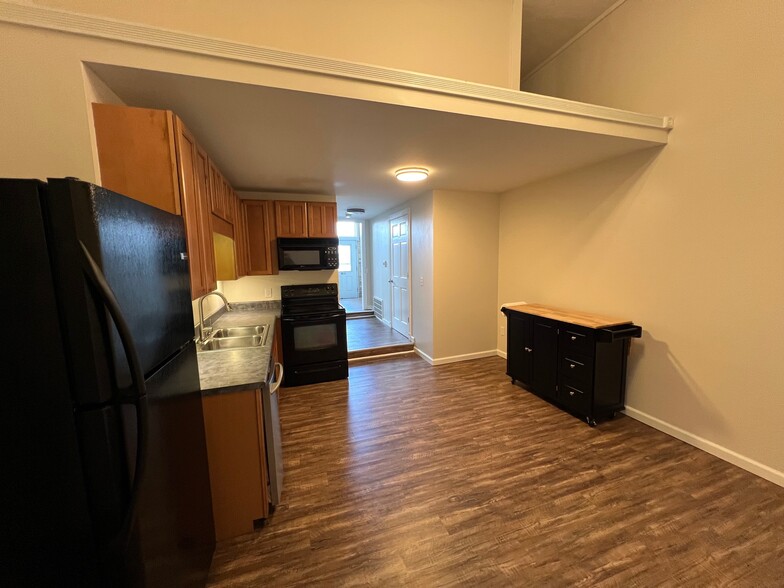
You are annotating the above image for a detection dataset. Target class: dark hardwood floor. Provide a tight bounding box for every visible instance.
[207,356,784,586]
[346,317,411,353]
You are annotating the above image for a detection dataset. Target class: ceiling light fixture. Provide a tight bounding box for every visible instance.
[395,167,429,182]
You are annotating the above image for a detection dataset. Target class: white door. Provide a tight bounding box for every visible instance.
[389,212,410,337]
[338,240,360,299]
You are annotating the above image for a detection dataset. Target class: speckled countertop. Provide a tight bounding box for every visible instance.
[197,302,280,395]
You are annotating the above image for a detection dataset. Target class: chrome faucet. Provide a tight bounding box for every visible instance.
[197,291,232,343]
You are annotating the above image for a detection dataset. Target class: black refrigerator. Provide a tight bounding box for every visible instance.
[0,178,215,586]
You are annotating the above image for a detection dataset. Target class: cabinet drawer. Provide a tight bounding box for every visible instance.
[560,381,591,416]
[560,327,594,357]
[561,355,593,386]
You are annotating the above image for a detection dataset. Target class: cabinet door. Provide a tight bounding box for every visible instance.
[202,389,268,542]
[506,313,532,384]
[275,201,308,237]
[532,320,559,401]
[173,120,207,299]
[195,145,216,293]
[307,202,337,237]
[245,200,277,275]
[233,195,247,277]
[92,103,181,214]
[214,173,234,224]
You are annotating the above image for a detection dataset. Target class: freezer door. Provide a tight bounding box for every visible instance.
[43,179,194,403]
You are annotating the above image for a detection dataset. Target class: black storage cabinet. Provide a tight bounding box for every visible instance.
[502,305,641,426]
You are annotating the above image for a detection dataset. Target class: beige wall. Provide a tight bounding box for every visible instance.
[25,0,522,88]
[410,193,435,358]
[221,272,337,303]
[433,190,499,359]
[501,0,784,481]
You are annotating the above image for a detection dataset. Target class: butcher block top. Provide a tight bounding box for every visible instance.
[503,303,632,329]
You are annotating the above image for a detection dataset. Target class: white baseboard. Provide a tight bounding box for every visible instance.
[414,348,498,366]
[624,406,784,488]
[497,349,507,359]
[414,348,435,365]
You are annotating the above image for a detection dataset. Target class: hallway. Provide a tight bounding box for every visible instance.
[346,317,411,358]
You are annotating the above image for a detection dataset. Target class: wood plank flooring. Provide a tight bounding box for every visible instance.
[346,317,411,352]
[207,356,784,587]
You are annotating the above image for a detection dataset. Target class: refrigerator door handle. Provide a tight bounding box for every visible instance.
[78,241,148,553]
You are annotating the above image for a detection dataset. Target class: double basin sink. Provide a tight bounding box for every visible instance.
[197,324,268,352]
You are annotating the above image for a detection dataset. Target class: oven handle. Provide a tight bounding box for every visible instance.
[282,312,345,322]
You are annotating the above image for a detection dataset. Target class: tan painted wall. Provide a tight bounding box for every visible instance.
[433,190,499,359]
[502,0,784,479]
[410,193,435,358]
[25,0,522,88]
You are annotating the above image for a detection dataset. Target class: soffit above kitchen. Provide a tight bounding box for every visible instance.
[91,61,670,220]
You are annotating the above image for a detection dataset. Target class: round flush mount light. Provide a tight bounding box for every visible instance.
[395,167,429,182]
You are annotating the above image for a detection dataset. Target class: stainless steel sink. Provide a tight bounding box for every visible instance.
[197,335,263,352]
[211,325,267,339]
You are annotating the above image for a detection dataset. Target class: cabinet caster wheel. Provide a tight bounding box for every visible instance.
[587,418,597,427]
[609,411,617,420]
[510,378,515,385]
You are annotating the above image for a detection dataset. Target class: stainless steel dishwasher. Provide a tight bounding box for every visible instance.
[263,355,284,505]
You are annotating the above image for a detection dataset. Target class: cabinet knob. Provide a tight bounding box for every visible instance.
[524,347,532,353]
[571,336,577,341]
[569,390,575,396]
[570,364,576,369]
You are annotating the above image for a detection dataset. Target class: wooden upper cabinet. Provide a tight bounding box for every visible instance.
[92,103,181,214]
[209,164,234,224]
[92,102,233,299]
[274,201,337,237]
[244,200,276,275]
[307,202,338,238]
[195,145,217,294]
[235,194,250,278]
[172,120,208,299]
[274,201,308,238]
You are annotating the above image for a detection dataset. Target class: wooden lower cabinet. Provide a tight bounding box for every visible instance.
[202,389,269,541]
[502,304,642,426]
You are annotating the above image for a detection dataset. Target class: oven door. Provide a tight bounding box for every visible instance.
[281,311,348,366]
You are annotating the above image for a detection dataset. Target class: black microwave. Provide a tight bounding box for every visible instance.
[277,237,339,271]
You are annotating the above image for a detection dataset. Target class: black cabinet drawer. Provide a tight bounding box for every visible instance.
[561,355,593,386]
[560,381,591,415]
[560,327,594,357]
[597,323,642,343]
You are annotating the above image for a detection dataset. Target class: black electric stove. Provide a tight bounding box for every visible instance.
[280,284,348,387]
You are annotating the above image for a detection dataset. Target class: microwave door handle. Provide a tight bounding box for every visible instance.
[78,241,148,556]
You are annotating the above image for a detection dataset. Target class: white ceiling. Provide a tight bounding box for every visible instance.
[88,2,647,221]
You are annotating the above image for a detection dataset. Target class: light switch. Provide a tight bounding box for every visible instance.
[264,288,272,298]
